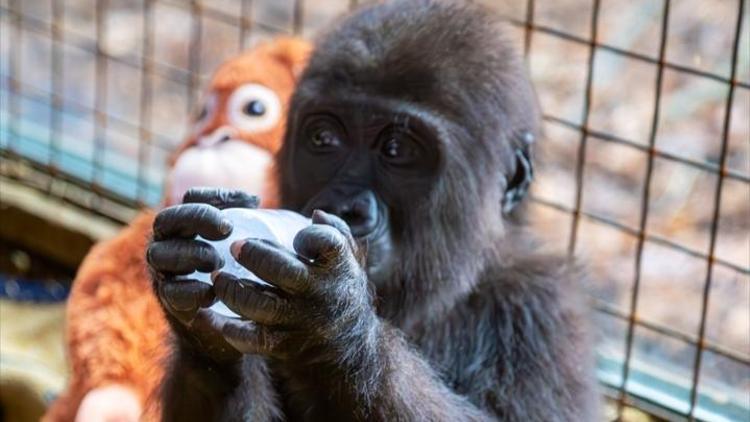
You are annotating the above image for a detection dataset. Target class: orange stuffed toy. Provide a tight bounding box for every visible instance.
[43,37,311,422]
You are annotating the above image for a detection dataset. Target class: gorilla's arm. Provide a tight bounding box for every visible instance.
[276,264,595,421]
[216,213,595,420]
[213,211,491,421]
[147,189,282,420]
[161,349,279,421]
[148,195,595,420]
[286,321,492,421]
[283,256,594,421]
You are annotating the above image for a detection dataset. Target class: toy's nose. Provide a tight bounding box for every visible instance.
[196,126,238,148]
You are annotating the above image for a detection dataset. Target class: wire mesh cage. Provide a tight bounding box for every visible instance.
[0,0,748,420]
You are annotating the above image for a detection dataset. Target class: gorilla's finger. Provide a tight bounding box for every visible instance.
[160,278,215,313]
[221,319,287,356]
[311,209,354,241]
[293,224,350,267]
[147,239,223,274]
[183,188,260,210]
[153,203,231,241]
[230,239,310,293]
[213,272,296,326]
[189,310,244,361]
[193,308,229,332]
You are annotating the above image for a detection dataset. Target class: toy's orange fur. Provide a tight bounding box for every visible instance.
[44,212,165,421]
[43,37,311,421]
[166,36,311,209]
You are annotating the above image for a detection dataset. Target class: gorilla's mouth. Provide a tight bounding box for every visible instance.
[301,195,394,281]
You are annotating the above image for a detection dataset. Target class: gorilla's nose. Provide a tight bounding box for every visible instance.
[320,190,379,238]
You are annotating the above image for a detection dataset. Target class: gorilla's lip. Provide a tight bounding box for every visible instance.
[356,215,389,243]
[359,225,393,280]
[355,209,391,260]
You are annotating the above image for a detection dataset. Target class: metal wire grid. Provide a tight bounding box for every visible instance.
[0,0,748,420]
[0,0,299,218]
[520,1,747,419]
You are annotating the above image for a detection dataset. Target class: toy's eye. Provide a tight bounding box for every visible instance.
[244,100,266,116]
[194,92,218,131]
[227,83,281,133]
[197,105,209,120]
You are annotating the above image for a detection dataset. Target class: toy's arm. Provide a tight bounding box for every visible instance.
[44,211,168,422]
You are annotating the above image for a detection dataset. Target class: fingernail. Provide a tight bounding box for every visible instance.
[219,218,232,235]
[230,240,244,258]
[312,209,326,223]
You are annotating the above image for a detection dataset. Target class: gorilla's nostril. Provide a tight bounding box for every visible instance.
[341,209,377,237]
[345,192,379,237]
[342,210,365,227]
[305,188,379,237]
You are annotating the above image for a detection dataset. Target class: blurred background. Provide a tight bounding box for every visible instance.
[0,0,748,420]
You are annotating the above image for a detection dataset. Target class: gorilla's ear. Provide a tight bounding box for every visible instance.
[502,132,535,214]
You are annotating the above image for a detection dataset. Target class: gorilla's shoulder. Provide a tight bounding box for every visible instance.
[467,252,589,315]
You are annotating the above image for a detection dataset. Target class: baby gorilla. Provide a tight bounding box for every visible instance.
[147,0,598,420]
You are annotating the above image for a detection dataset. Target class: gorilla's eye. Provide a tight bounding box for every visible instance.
[243,100,266,116]
[381,134,418,165]
[311,129,341,149]
[383,138,401,158]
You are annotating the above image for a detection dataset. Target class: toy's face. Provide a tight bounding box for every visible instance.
[167,83,282,206]
[165,39,310,206]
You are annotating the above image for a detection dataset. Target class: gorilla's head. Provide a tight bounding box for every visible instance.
[278,0,540,309]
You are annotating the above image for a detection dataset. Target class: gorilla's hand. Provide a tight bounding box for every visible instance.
[147,188,260,363]
[212,209,378,362]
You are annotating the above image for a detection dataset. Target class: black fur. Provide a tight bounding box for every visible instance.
[150,1,597,420]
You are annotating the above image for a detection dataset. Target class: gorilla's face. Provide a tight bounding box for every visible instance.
[281,98,442,283]
[277,0,540,293]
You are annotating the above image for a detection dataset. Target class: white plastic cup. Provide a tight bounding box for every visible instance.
[189,208,311,317]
